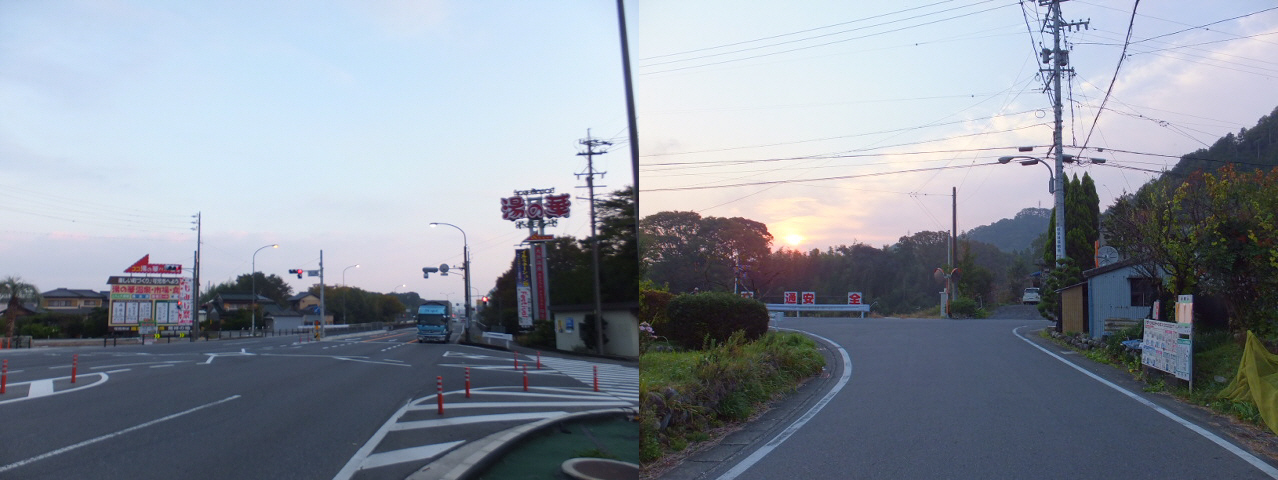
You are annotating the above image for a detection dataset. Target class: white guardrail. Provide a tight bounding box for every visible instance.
[765,303,871,318]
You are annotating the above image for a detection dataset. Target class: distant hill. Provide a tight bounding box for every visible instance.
[1170,105,1278,176]
[964,207,1049,253]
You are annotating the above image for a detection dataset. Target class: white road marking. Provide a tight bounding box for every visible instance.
[91,361,184,370]
[334,399,417,480]
[28,379,54,397]
[391,411,567,431]
[717,329,852,480]
[1014,326,1278,479]
[360,441,465,470]
[410,400,633,410]
[0,373,110,405]
[0,395,240,474]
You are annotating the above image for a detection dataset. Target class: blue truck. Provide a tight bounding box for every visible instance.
[416,300,452,343]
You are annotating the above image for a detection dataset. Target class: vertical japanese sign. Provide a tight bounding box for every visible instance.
[848,292,863,305]
[1176,295,1194,324]
[531,242,550,322]
[783,292,798,304]
[515,249,532,326]
[801,292,816,304]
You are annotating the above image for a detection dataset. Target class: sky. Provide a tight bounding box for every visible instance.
[1,1,632,306]
[631,1,1278,251]
[5,2,1278,309]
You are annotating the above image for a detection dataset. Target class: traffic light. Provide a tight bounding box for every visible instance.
[289,269,303,279]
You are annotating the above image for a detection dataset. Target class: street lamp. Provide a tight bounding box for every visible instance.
[391,284,406,293]
[251,243,279,334]
[430,222,471,342]
[997,153,1105,263]
[342,264,359,324]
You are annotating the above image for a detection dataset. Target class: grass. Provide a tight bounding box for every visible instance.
[1046,326,1265,427]
[639,331,824,465]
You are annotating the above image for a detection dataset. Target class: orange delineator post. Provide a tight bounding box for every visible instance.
[536,351,541,369]
[513,352,519,370]
[71,354,78,384]
[436,376,444,415]
[465,367,471,398]
[593,365,599,392]
[522,365,529,392]
[1,359,7,394]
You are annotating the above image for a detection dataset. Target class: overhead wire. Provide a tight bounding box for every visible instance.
[1080,0,1140,151]
[638,1,1018,74]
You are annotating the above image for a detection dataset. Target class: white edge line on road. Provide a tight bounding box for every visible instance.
[0,394,240,474]
[716,328,852,480]
[1014,325,1278,479]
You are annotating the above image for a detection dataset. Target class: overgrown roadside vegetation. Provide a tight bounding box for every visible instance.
[638,284,825,472]
[1043,326,1264,427]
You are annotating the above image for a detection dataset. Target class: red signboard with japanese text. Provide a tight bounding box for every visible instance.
[848,292,863,305]
[783,291,798,304]
[501,193,571,221]
[123,254,183,274]
[801,292,816,304]
[531,242,550,321]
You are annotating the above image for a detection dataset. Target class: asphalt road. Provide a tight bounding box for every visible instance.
[0,326,638,479]
[671,310,1278,480]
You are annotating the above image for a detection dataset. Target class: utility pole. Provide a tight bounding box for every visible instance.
[319,250,325,340]
[614,0,639,223]
[950,186,957,306]
[1041,0,1089,264]
[192,212,201,342]
[577,130,609,355]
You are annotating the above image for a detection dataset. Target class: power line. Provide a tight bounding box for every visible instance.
[639,0,965,61]
[1079,0,1140,150]
[1130,5,1278,45]
[645,162,1003,192]
[638,2,1017,74]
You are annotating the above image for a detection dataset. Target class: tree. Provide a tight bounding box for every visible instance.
[1,276,41,342]
[202,273,294,305]
[641,211,774,293]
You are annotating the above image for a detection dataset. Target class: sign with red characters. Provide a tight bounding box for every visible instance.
[123,255,183,274]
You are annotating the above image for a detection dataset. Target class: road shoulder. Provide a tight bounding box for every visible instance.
[644,328,845,480]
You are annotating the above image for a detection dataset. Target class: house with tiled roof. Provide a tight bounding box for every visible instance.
[41,288,109,316]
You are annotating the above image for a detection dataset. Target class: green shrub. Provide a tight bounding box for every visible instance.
[948,297,986,318]
[640,287,673,329]
[663,291,768,350]
[639,331,824,463]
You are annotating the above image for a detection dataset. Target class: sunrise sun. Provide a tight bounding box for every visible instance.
[784,234,805,246]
